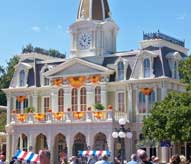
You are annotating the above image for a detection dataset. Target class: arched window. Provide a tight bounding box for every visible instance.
[80,87,86,111]
[148,91,155,111]
[19,70,25,87]
[95,86,101,103]
[72,88,78,111]
[138,92,146,113]
[16,98,28,113]
[143,58,150,78]
[44,68,49,86]
[58,89,64,112]
[118,62,124,80]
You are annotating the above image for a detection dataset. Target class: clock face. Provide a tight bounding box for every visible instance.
[78,32,92,50]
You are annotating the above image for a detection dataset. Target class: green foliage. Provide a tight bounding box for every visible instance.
[142,91,191,143]
[24,106,35,113]
[0,111,6,132]
[22,44,66,59]
[93,103,105,110]
[0,56,19,106]
[179,55,191,90]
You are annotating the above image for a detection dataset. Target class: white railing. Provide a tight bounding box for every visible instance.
[10,110,113,125]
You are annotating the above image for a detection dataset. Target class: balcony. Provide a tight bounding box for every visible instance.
[10,110,113,125]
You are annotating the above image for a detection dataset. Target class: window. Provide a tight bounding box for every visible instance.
[174,62,177,79]
[72,88,78,111]
[118,92,125,112]
[44,68,49,86]
[118,62,124,80]
[19,70,25,87]
[80,87,86,111]
[148,91,155,111]
[138,92,146,113]
[16,98,28,113]
[143,58,150,78]
[44,97,50,112]
[95,86,101,103]
[58,89,64,112]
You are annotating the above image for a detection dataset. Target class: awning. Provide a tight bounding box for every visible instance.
[78,150,111,156]
[14,150,40,163]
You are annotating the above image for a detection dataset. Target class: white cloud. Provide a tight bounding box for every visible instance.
[57,24,63,30]
[176,13,187,20]
[31,26,41,32]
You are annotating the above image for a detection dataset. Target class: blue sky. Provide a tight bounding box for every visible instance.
[0,0,190,67]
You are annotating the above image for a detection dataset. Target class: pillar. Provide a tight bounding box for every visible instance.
[66,134,73,159]
[107,133,114,159]
[6,94,11,124]
[101,84,107,107]
[64,87,71,110]
[127,85,133,122]
[51,89,58,112]
[161,146,169,163]
[28,134,35,152]
[6,134,11,162]
[47,133,54,164]
[161,81,168,100]
[32,93,38,112]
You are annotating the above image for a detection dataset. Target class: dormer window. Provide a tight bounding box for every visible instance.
[118,62,124,80]
[143,58,150,78]
[43,68,50,86]
[166,52,182,80]
[19,70,25,87]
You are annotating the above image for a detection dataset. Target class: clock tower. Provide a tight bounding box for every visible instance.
[69,0,119,58]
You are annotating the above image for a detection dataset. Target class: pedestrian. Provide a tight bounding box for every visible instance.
[95,155,110,164]
[127,154,138,164]
[153,157,160,164]
[9,157,16,164]
[170,155,181,164]
[137,149,152,164]
[0,154,5,164]
[39,149,51,164]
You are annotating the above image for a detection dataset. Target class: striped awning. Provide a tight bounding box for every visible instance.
[14,150,40,163]
[78,150,111,156]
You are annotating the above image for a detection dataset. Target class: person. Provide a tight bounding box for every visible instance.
[69,156,77,164]
[88,155,98,164]
[0,154,5,164]
[39,149,51,164]
[170,155,181,164]
[150,156,156,163]
[9,157,16,164]
[127,154,138,164]
[114,157,120,164]
[95,155,110,164]
[153,157,160,164]
[137,149,152,164]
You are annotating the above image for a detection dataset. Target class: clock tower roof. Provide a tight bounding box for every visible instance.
[77,0,111,21]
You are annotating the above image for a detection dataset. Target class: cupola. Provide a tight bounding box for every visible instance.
[77,0,111,20]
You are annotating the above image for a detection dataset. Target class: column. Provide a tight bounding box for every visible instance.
[64,87,71,110]
[51,89,58,112]
[107,133,114,159]
[161,81,167,100]
[161,146,169,163]
[86,86,93,108]
[127,85,133,122]
[28,134,35,151]
[101,84,107,107]
[32,93,38,112]
[19,134,23,150]
[6,94,11,124]
[47,133,54,164]
[66,134,73,159]
[6,134,11,163]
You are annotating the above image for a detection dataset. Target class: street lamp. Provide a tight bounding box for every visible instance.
[112,118,133,164]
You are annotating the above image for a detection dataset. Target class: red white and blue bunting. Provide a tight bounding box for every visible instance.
[78,150,111,157]
[14,150,40,163]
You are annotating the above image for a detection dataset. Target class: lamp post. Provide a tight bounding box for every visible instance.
[112,118,133,164]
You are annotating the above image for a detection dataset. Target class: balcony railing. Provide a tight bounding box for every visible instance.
[10,110,113,125]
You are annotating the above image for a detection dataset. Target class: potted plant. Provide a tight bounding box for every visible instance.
[24,107,35,113]
[93,103,105,111]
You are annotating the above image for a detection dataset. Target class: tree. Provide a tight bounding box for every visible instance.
[142,91,191,143]
[179,55,191,90]
[0,56,19,105]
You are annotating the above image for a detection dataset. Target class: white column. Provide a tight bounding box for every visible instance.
[161,82,168,100]
[66,134,73,158]
[107,133,114,159]
[6,94,11,124]
[64,87,71,110]
[51,89,58,112]
[86,86,93,108]
[101,84,107,107]
[47,133,54,164]
[161,147,169,163]
[28,134,35,151]
[32,93,38,112]
[127,86,133,122]
[6,134,11,162]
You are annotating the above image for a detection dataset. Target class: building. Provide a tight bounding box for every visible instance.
[3,0,188,163]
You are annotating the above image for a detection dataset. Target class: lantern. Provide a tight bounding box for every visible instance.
[93,111,104,119]
[53,79,63,87]
[89,75,101,84]
[34,113,45,121]
[16,96,27,103]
